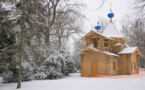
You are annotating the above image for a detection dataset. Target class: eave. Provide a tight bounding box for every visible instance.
[81,30,114,41]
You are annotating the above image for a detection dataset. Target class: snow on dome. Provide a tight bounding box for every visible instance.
[118,47,137,54]
[102,23,124,38]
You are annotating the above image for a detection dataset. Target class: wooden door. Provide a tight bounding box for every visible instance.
[92,62,98,75]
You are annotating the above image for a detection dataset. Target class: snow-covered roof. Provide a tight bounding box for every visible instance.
[118,47,138,54]
[102,51,120,57]
[102,23,124,38]
[81,46,120,57]
[112,43,124,46]
[81,30,113,41]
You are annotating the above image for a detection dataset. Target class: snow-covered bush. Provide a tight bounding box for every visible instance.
[2,61,35,83]
[59,48,76,75]
[34,71,47,80]
[39,48,76,79]
[65,60,76,75]
[1,50,35,83]
[0,47,19,83]
[2,71,17,83]
[21,61,35,81]
[42,50,65,79]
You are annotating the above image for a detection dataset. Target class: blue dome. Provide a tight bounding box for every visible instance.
[95,22,101,30]
[108,10,114,18]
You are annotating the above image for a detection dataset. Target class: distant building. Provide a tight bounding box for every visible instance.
[80,7,142,77]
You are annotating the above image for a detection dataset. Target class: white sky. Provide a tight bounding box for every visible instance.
[82,0,134,32]
[69,0,135,53]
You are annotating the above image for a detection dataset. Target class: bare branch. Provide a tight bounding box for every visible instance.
[89,0,105,12]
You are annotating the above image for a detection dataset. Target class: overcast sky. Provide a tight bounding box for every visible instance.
[69,0,135,53]
[82,0,134,33]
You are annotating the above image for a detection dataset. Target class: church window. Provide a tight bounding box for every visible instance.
[90,38,93,43]
[96,37,99,41]
[104,39,108,47]
[90,38,100,48]
[94,39,97,47]
[90,38,93,47]
[122,41,124,44]
[105,43,108,47]
[113,62,116,70]
[81,56,83,61]
[105,39,108,42]
[94,37,99,47]
[134,62,136,70]
[131,63,133,70]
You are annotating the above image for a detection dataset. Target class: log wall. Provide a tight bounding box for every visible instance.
[130,53,138,74]
[81,50,119,76]
[81,32,140,76]
[119,54,129,75]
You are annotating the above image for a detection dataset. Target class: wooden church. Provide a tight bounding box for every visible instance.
[80,7,142,77]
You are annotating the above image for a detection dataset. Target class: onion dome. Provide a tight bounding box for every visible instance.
[108,9,114,18]
[95,22,101,30]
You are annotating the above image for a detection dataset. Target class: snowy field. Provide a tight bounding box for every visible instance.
[0,73,145,90]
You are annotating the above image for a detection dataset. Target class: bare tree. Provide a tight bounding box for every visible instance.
[50,3,85,48]
[121,0,145,68]
[89,0,106,12]
[132,0,145,19]
[121,17,145,68]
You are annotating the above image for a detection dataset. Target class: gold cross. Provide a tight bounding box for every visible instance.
[110,3,112,10]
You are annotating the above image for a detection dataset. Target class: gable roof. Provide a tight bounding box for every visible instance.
[81,23,128,41]
[102,23,121,36]
[81,30,113,41]
[102,23,128,40]
[81,46,120,57]
[118,47,142,56]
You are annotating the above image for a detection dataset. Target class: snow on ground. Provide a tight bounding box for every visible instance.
[0,73,145,90]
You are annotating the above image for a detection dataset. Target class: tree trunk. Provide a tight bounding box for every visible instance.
[45,30,50,46]
[17,24,23,89]
[58,37,61,48]
[17,0,25,88]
